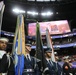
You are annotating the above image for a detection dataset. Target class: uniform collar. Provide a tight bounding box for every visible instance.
[26,54,31,61]
[0,50,6,59]
[46,58,51,61]
[26,54,30,57]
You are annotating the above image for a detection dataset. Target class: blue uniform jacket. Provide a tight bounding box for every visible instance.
[55,62,62,75]
[0,54,15,75]
[22,56,40,75]
[47,61,57,75]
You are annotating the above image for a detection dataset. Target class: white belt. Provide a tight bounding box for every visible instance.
[24,69,34,72]
[0,73,7,75]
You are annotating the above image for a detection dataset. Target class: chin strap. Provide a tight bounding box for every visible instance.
[25,47,29,52]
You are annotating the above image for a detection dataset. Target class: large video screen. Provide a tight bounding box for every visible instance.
[28,20,71,36]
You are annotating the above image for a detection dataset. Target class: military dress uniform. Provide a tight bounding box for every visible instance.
[0,38,15,75]
[46,59,58,75]
[55,62,62,75]
[0,50,7,75]
[44,48,62,75]
[22,55,40,75]
[0,51,15,75]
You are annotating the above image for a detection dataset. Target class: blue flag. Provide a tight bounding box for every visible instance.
[12,14,25,75]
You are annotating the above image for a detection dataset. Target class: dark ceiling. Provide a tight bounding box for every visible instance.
[1,0,76,34]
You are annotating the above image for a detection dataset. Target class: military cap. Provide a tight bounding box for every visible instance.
[25,41,31,47]
[0,37,9,42]
[44,48,52,53]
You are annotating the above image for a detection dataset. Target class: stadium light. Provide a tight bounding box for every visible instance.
[12,8,25,14]
[41,12,46,16]
[27,11,38,16]
[46,11,53,16]
[51,0,56,1]
[41,11,53,16]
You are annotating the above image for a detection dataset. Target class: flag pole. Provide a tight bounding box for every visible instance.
[0,1,5,36]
